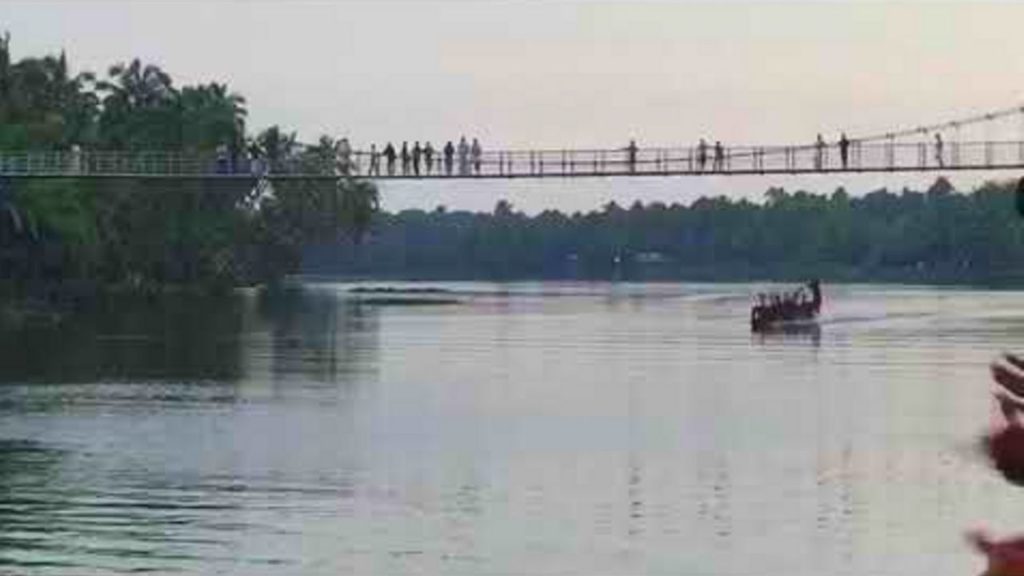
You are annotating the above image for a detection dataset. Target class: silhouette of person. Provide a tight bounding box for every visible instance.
[400,141,410,175]
[713,141,724,172]
[457,136,470,175]
[444,140,455,176]
[471,138,482,175]
[69,143,83,174]
[625,139,638,173]
[248,141,264,176]
[815,134,825,171]
[336,137,352,175]
[383,142,397,176]
[412,141,422,176]
[216,143,229,174]
[839,133,850,169]
[697,138,708,172]
[368,143,380,176]
[424,142,435,175]
[935,133,944,168]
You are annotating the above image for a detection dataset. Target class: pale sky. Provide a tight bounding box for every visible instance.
[3,0,1024,213]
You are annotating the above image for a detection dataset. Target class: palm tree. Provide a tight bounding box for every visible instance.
[42,51,99,146]
[179,82,247,151]
[96,59,177,148]
[97,59,174,109]
[254,126,297,171]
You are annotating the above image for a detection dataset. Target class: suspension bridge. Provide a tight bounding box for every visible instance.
[2,104,1024,181]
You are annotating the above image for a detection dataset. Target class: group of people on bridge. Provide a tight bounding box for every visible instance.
[206,129,956,180]
[211,136,487,179]
[366,137,484,177]
[620,131,950,174]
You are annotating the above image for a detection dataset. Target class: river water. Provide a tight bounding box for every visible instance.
[0,282,1021,575]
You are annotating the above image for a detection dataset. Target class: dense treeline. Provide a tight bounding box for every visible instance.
[0,33,377,296]
[306,177,1024,284]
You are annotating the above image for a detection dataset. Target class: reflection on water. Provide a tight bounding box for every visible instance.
[0,287,384,574]
[0,293,247,383]
[2,283,1024,574]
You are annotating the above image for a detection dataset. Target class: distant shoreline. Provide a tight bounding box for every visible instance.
[299,269,1024,289]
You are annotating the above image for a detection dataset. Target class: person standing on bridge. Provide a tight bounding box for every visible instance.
[383,142,397,176]
[248,141,265,177]
[814,134,825,171]
[69,144,83,174]
[336,137,353,176]
[839,133,850,169]
[368,144,381,176]
[625,139,638,173]
[412,141,422,176]
[713,141,724,172]
[444,141,455,176]
[458,136,470,176]
[216,143,229,174]
[424,142,435,175]
[697,138,708,172]
[935,133,945,168]
[471,138,482,175]
[401,142,410,176]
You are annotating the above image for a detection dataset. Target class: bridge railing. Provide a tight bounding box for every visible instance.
[2,141,1024,179]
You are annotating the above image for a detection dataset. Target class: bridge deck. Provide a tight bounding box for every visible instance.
[0,140,1021,180]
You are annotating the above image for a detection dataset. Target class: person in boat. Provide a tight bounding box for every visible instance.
[806,279,822,313]
[751,280,823,331]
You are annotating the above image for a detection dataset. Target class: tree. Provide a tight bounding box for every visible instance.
[0,35,380,293]
[96,59,178,148]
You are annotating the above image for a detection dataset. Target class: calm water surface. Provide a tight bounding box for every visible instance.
[0,282,1022,575]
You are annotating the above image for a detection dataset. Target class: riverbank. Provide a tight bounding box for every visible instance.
[300,264,1024,289]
